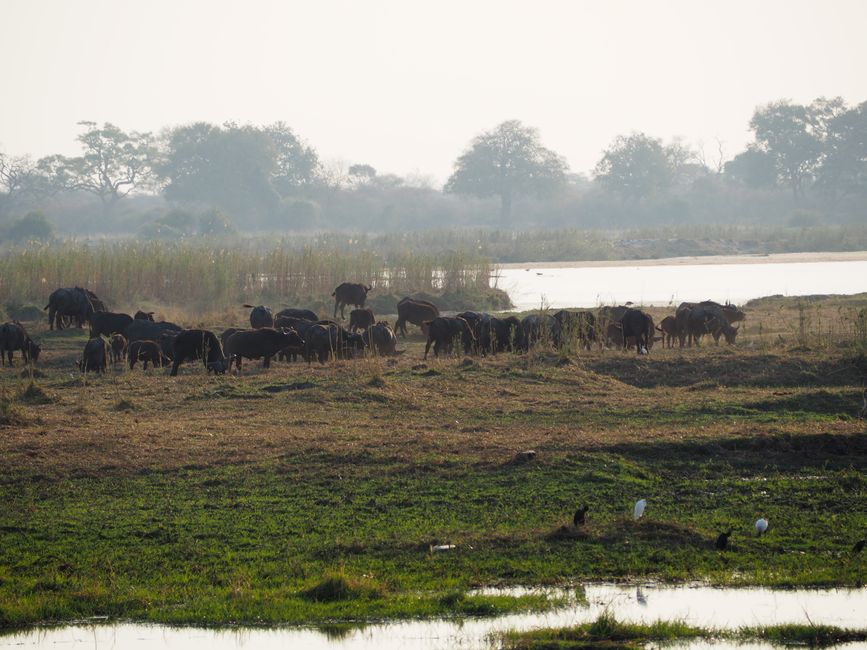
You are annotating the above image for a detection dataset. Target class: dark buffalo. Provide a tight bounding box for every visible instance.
[170,329,227,376]
[620,308,654,353]
[275,317,319,361]
[275,308,318,322]
[134,310,155,321]
[109,333,127,363]
[220,327,247,349]
[490,315,525,353]
[243,304,274,329]
[677,302,739,346]
[159,331,179,364]
[395,297,439,337]
[128,340,163,370]
[553,310,597,350]
[78,337,108,373]
[605,322,624,348]
[656,316,678,348]
[224,327,305,372]
[678,300,745,326]
[521,314,561,349]
[0,321,40,366]
[332,282,372,319]
[125,319,183,343]
[304,323,363,364]
[424,316,475,359]
[362,321,399,356]
[44,287,100,330]
[90,311,133,338]
[349,308,375,333]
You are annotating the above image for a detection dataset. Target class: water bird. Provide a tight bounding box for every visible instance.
[755,518,769,536]
[573,504,588,527]
[633,499,646,520]
[715,529,733,550]
[853,539,865,556]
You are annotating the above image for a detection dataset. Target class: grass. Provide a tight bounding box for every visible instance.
[500,614,867,649]
[0,294,865,631]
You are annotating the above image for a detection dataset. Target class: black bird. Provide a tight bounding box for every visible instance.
[715,529,733,551]
[573,504,589,527]
[853,539,865,556]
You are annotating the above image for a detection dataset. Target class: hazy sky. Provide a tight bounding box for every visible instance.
[1,0,865,183]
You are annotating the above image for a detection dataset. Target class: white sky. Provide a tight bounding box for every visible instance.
[1,0,865,183]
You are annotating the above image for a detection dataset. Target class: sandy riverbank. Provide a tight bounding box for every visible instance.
[497,250,867,269]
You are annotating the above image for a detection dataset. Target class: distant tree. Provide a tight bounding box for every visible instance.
[160,122,279,221]
[445,120,568,221]
[594,132,686,200]
[724,148,778,188]
[5,211,54,242]
[197,208,236,236]
[0,152,39,218]
[749,97,846,199]
[264,122,320,196]
[818,100,867,198]
[38,122,155,214]
[348,164,377,184]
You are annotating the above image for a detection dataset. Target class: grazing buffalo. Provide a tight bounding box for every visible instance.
[620,308,654,353]
[44,287,102,330]
[349,308,375,333]
[78,337,108,373]
[224,327,305,372]
[170,329,227,376]
[424,316,475,359]
[0,321,40,366]
[275,317,319,361]
[362,321,399,356]
[489,315,525,353]
[109,333,127,363]
[158,331,179,365]
[275,308,318,322]
[90,311,133,338]
[553,310,597,350]
[243,304,274,329]
[125,319,183,343]
[304,323,363,364]
[128,340,163,370]
[134,310,155,321]
[220,327,247,349]
[395,297,439,337]
[332,282,372,319]
[521,314,561,349]
[605,322,624,348]
[677,302,739,347]
[656,316,678,348]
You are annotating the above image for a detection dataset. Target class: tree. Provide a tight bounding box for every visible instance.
[0,152,39,218]
[348,164,377,185]
[5,211,54,242]
[42,122,155,213]
[594,133,685,200]
[264,122,320,196]
[724,148,778,188]
[160,122,280,221]
[818,100,867,198]
[445,120,568,221]
[749,98,846,199]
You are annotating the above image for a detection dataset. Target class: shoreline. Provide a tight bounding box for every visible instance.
[496,250,867,269]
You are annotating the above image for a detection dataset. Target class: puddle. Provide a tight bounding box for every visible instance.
[3,584,866,649]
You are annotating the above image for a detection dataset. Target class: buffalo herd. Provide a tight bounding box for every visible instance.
[0,283,746,374]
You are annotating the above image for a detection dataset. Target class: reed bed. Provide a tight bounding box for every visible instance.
[0,241,497,311]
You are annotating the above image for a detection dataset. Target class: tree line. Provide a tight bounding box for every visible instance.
[1,96,865,241]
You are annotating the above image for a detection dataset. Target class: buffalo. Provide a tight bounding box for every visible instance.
[128,340,163,370]
[332,282,372,319]
[224,327,305,372]
[243,304,274,329]
[78,337,108,373]
[424,316,475,359]
[125,319,183,343]
[44,287,102,330]
[275,317,319,361]
[362,321,399,356]
[169,329,227,376]
[656,316,678,348]
[553,310,597,350]
[395,297,439,337]
[90,311,133,338]
[275,308,318,322]
[521,314,561,349]
[109,333,127,363]
[158,331,179,364]
[0,321,40,366]
[676,302,739,347]
[134,310,155,321]
[220,327,247,349]
[349,308,375,333]
[620,308,654,353]
[304,323,363,364]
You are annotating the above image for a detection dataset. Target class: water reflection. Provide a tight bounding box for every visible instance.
[3,584,866,650]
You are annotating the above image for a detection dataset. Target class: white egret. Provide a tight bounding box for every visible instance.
[633,499,646,520]
[755,518,769,536]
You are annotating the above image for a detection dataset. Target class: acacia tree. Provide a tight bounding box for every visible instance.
[0,152,39,218]
[264,121,321,196]
[445,120,568,221]
[38,122,155,214]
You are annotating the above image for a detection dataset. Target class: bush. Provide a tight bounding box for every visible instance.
[198,209,236,236]
[5,212,54,243]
